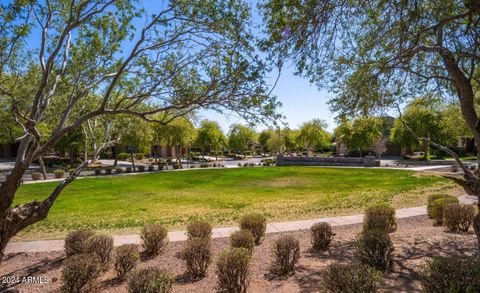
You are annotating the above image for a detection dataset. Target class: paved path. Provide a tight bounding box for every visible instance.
[5,205,427,254]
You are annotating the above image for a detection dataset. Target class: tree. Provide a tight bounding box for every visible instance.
[195,120,225,159]
[262,0,480,246]
[390,98,445,159]
[112,116,153,170]
[258,129,273,153]
[154,117,196,167]
[0,0,278,259]
[227,124,255,157]
[266,129,286,156]
[335,117,383,156]
[283,127,300,153]
[297,119,330,156]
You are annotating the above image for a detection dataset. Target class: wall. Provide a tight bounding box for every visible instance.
[276,155,377,167]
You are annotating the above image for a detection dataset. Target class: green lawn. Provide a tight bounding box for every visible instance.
[14,167,456,240]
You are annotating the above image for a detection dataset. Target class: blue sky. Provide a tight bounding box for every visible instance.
[198,66,337,133]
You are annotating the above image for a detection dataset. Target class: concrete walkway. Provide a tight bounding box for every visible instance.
[5,205,427,254]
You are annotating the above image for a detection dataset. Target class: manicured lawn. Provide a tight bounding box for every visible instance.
[14,167,456,240]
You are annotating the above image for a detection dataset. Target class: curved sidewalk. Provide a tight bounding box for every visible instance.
[5,205,428,254]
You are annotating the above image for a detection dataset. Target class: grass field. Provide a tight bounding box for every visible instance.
[13,167,457,240]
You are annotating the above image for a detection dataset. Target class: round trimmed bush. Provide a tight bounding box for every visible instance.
[230,229,255,254]
[427,194,449,218]
[321,263,382,293]
[216,248,251,293]
[421,255,480,293]
[141,223,168,257]
[186,220,212,239]
[31,172,42,180]
[311,222,334,251]
[182,237,211,279]
[239,213,267,245]
[355,229,394,272]
[118,152,130,161]
[127,267,174,293]
[431,196,459,224]
[114,244,139,280]
[443,203,477,233]
[54,169,65,178]
[271,235,300,276]
[61,253,101,293]
[64,229,95,257]
[363,205,396,232]
[84,234,113,271]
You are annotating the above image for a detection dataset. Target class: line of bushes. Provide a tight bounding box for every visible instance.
[59,201,478,293]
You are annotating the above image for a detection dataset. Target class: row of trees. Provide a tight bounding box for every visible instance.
[52,116,334,164]
[51,96,473,164]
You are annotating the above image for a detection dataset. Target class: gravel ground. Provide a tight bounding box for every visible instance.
[1,215,477,293]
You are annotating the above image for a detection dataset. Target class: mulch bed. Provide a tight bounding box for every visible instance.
[1,215,476,293]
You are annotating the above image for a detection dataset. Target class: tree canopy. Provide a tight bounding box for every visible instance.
[297,118,331,155]
[335,117,383,155]
[227,124,255,155]
[195,120,226,156]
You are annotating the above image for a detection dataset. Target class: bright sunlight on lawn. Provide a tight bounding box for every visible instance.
[14,167,457,240]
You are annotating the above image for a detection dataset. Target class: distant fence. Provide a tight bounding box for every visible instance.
[276,155,377,167]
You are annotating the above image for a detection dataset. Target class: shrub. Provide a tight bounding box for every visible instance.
[134,153,145,160]
[239,213,267,245]
[186,220,212,239]
[157,164,164,171]
[443,204,477,233]
[311,222,334,251]
[427,194,449,218]
[84,234,113,271]
[94,168,102,175]
[182,237,211,279]
[431,196,459,224]
[216,248,251,293]
[115,167,123,173]
[355,229,394,271]
[114,244,139,280]
[54,169,65,178]
[421,255,480,293]
[141,223,168,256]
[148,164,154,171]
[31,172,42,180]
[126,166,132,173]
[271,235,300,276]
[321,263,382,293]
[118,152,130,161]
[230,230,255,254]
[451,164,459,172]
[127,268,174,293]
[61,253,101,293]
[137,165,145,172]
[64,229,95,257]
[363,205,396,232]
